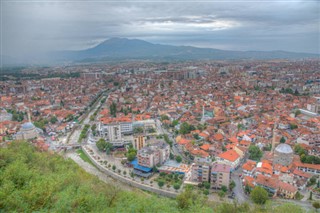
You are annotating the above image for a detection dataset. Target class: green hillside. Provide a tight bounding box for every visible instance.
[0,141,306,212]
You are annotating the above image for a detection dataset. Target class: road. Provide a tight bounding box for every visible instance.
[66,93,107,145]
[230,167,247,203]
[156,119,184,158]
[65,151,136,192]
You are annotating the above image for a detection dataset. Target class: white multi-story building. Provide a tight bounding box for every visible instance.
[98,122,133,146]
[120,122,133,134]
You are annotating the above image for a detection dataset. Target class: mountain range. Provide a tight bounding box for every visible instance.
[49,38,319,62]
[3,38,319,65]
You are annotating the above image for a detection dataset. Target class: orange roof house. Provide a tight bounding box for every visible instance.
[200,144,211,151]
[213,133,224,141]
[218,150,240,162]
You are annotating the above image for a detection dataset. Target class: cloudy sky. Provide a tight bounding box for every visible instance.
[1,0,319,58]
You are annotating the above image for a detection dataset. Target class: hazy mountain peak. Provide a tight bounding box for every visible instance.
[44,38,319,64]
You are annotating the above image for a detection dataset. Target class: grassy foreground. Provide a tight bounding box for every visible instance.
[0,141,308,212]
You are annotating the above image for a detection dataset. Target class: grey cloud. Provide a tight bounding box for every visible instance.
[1,0,319,61]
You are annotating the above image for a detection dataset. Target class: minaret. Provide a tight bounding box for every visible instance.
[271,123,277,153]
[202,105,205,120]
[27,109,32,123]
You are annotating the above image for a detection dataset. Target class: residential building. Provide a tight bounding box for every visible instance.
[216,150,241,171]
[137,142,170,168]
[211,163,231,189]
[133,135,146,150]
[255,174,278,195]
[190,163,210,183]
[242,160,256,177]
[278,181,298,199]
[296,162,320,175]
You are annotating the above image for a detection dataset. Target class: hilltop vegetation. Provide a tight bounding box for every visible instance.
[0,141,307,212]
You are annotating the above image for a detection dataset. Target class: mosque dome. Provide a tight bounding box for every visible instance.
[21,122,36,131]
[275,143,293,154]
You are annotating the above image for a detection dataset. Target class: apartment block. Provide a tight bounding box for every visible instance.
[211,163,231,189]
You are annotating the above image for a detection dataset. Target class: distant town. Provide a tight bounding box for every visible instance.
[1,59,320,205]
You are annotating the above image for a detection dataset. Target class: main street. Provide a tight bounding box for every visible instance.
[66,92,108,145]
[155,118,184,158]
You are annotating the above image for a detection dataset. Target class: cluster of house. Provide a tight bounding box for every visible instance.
[242,143,320,199]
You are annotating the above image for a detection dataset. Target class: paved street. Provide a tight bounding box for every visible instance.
[156,119,184,158]
[230,167,247,203]
[66,151,136,192]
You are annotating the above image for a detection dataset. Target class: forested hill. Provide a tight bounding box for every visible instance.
[0,141,305,212]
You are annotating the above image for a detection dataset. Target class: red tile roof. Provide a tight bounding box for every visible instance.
[218,150,240,162]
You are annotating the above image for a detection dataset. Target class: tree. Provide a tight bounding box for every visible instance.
[294,144,306,156]
[160,114,169,121]
[50,116,58,124]
[280,137,286,143]
[237,123,245,130]
[105,142,112,155]
[152,166,158,173]
[312,201,320,211]
[218,190,226,198]
[173,183,181,191]
[175,156,182,163]
[221,185,228,193]
[96,138,107,151]
[170,152,174,160]
[172,120,179,127]
[66,114,74,122]
[109,102,117,117]
[91,124,97,132]
[250,186,268,205]
[180,122,191,135]
[112,165,116,171]
[126,148,137,161]
[203,182,210,190]
[203,189,209,195]
[309,176,317,186]
[158,180,165,188]
[309,191,313,200]
[176,187,204,210]
[248,145,263,161]
[123,171,127,176]
[245,185,251,194]
[290,123,298,129]
[126,152,136,161]
[229,180,236,191]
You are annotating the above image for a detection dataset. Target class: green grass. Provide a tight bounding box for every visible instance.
[76,149,96,167]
